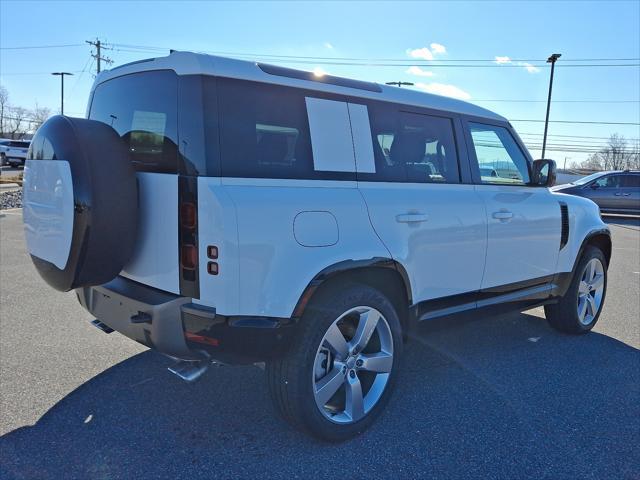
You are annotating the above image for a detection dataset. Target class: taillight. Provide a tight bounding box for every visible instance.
[180,202,196,229]
[181,244,197,270]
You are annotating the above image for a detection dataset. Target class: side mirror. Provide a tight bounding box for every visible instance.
[530,159,557,187]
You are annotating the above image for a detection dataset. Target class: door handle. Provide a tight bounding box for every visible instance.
[396,213,429,223]
[614,192,622,196]
[492,210,513,221]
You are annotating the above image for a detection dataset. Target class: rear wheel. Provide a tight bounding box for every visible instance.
[267,283,402,441]
[545,245,607,333]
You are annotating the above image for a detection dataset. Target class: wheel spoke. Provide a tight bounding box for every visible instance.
[578,296,588,321]
[322,323,349,360]
[587,295,597,318]
[345,374,365,422]
[578,280,590,295]
[590,273,604,291]
[314,367,345,406]
[358,352,393,373]
[351,309,380,352]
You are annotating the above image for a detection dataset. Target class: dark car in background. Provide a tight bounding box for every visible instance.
[552,170,640,215]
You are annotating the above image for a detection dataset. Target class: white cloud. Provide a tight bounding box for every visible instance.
[415,82,471,100]
[323,42,334,50]
[406,66,435,77]
[494,56,512,64]
[407,47,434,60]
[430,43,446,54]
[406,43,446,61]
[519,62,540,73]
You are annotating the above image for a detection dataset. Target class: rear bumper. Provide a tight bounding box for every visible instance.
[76,276,298,364]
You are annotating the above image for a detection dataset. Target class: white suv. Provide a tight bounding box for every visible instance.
[22,52,611,441]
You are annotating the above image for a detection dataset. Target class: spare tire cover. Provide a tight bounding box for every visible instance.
[23,115,138,291]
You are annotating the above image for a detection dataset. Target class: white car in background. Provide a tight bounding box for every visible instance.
[0,139,30,168]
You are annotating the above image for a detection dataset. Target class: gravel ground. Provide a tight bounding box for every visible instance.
[0,189,22,210]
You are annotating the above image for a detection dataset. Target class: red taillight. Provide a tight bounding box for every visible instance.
[181,244,197,270]
[185,332,219,347]
[180,202,196,229]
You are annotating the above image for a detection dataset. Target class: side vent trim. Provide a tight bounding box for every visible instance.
[560,202,569,250]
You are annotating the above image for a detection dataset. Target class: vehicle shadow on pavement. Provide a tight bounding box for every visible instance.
[1,311,639,479]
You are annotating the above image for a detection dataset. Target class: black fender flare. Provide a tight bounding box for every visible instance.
[291,257,412,318]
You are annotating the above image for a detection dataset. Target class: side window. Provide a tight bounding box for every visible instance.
[218,79,316,179]
[622,175,640,188]
[89,70,178,173]
[469,123,530,185]
[363,103,460,183]
[593,175,622,188]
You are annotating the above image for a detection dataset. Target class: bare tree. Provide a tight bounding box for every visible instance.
[584,134,639,170]
[6,106,28,139]
[31,103,51,130]
[0,85,8,136]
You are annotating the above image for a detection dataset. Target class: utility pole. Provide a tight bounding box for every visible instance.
[542,53,561,159]
[86,38,113,74]
[51,72,74,115]
[385,81,414,88]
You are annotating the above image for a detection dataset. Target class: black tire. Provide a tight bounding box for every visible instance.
[23,115,137,291]
[266,283,403,441]
[545,245,608,334]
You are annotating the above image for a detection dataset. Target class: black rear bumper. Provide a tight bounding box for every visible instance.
[77,276,297,364]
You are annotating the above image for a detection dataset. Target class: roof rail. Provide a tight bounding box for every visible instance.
[258,63,382,93]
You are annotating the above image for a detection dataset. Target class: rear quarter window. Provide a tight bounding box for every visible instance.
[89,70,178,173]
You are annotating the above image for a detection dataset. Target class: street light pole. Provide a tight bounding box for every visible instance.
[385,81,414,88]
[51,72,74,115]
[542,53,561,159]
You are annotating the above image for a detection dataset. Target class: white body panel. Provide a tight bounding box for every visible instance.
[208,178,389,317]
[359,182,487,302]
[120,173,180,294]
[552,192,608,273]
[22,160,75,269]
[476,185,561,287]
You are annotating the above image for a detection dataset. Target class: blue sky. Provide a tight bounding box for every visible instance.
[1,0,639,165]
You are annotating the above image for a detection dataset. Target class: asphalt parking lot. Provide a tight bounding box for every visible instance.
[1,210,638,479]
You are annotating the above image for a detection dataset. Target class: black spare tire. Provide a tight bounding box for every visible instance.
[23,115,138,292]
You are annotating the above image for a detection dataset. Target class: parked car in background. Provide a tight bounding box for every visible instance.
[552,170,640,215]
[0,139,30,167]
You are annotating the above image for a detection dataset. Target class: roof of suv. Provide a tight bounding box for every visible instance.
[93,51,507,122]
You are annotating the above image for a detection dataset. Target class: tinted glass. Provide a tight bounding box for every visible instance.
[469,123,530,185]
[218,78,318,179]
[622,174,640,188]
[362,103,459,183]
[89,70,178,173]
[593,175,622,188]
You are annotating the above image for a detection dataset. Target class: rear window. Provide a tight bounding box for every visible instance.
[89,70,178,173]
[9,141,29,148]
[217,78,316,179]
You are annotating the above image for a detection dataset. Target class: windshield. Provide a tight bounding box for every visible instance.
[573,172,606,185]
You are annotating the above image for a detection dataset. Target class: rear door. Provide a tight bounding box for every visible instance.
[465,120,561,288]
[354,102,487,304]
[89,70,183,294]
[615,173,640,211]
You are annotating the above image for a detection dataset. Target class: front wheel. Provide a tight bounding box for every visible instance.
[545,245,607,333]
[267,283,403,441]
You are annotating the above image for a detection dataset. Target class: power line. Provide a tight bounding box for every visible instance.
[86,38,112,74]
[0,43,84,50]
[511,119,640,125]
[475,99,639,104]
[520,132,640,141]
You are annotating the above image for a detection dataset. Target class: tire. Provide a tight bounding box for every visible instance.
[545,245,607,334]
[22,115,138,292]
[267,283,403,441]
[9,162,18,168]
